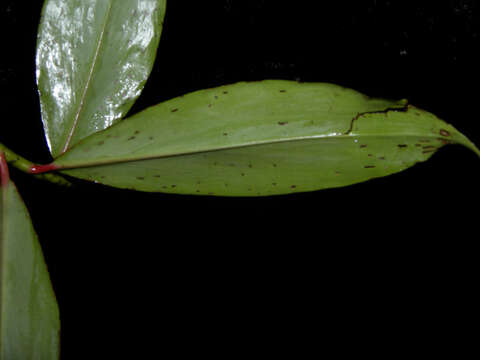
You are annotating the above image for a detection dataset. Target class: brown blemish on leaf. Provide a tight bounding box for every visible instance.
[379,156,386,160]
[368,154,373,157]
[279,89,286,93]
[171,185,176,188]
[127,136,136,141]
[97,141,104,145]
[136,177,144,180]
[149,136,154,140]
[223,133,228,136]
[364,165,376,168]
[278,121,288,125]
[223,91,228,94]
[422,149,436,154]
[360,144,367,148]
[291,185,297,189]
[171,108,178,113]
[439,138,452,145]
[397,144,408,148]
[134,130,140,135]
[439,129,450,137]
[422,145,436,150]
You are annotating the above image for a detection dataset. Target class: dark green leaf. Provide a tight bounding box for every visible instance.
[50,80,479,196]
[36,0,167,158]
[0,154,60,359]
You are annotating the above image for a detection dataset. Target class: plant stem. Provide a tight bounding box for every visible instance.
[0,142,71,187]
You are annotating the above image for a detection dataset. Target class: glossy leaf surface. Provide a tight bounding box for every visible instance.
[0,154,60,359]
[51,80,479,196]
[36,0,167,158]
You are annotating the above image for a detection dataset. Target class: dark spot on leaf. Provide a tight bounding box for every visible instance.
[360,144,367,148]
[223,133,228,136]
[397,144,408,148]
[134,130,140,135]
[154,175,161,178]
[422,149,436,154]
[364,165,376,168]
[273,163,277,167]
[272,182,277,186]
[149,136,154,140]
[379,156,386,160]
[278,121,288,125]
[248,164,252,168]
[136,177,144,180]
[368,154,373,157]
[128,136,136,140]
[439,129,450,137]
[415,144,422,147]
[279,89,286,93]
[208,104,212,108]
[171,185,176,188]
[97,141,104,145]
[241,173,245,176]
[291,185,297,189]
[439,138,452,145]
[171,108,178,112]
[214,96,218,99]
[423,145,436,150]
[223,91,228,94]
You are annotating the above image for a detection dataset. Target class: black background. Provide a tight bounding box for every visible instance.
[1,1,479,358]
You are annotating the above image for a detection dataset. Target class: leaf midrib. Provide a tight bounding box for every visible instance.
[61,1,113,155]
[57,132,453,170]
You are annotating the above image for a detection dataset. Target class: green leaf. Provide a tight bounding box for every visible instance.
[50,80,479,196]
[0,154,60,359]
[36,0,167,158]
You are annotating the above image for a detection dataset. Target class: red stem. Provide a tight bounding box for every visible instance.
[0,153,10,187]
[29,163,60,174]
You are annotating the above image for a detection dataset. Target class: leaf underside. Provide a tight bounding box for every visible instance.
[36,0,167,158]
[0,155,60,359]
[52,80,479,197]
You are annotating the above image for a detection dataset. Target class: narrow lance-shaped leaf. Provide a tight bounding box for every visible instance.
[35,80,480,196]
[0,154,60,359]
[36,0,167,158]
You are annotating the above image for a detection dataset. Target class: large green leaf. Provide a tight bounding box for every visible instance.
[36,0,167,158]
[0,154,60,359]
[44,80,479,196]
